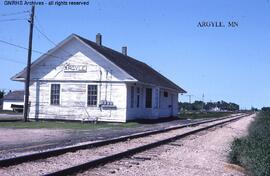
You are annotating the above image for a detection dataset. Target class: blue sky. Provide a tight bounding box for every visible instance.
[0,0,269,109]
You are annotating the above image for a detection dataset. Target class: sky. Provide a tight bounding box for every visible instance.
[0,0,269,109]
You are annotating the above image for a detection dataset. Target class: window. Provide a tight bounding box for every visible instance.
[136,87,140,108]
[154,88,159,108]
[164,91,168,97]
[88,85,97,106]
[145,88,152,108]
[51,84,60,105]
[130,86,134,108]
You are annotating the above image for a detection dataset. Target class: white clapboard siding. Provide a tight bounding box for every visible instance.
[126,83,179,120]
[2,101,24,111]
[23,36,180,122]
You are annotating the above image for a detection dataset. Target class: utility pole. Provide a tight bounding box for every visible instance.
[23,5,35,122]
[202,93,205,103]
[202,93,205,111]
[186,94,194,104]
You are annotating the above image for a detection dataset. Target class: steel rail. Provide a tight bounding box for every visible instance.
[0,113,248,168]
[44,113,251,176]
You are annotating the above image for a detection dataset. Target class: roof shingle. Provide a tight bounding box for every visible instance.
[3,90,24,101]
[76,35,186,93]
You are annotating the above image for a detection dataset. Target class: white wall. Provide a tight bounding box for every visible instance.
[2,100,24,111]
[28,81,127,122]
[29,38,134,82]
[126,83,179,121]
[25,37,132,122]
[23,37,179,122]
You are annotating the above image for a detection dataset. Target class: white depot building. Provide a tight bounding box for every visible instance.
[1,90,24,111]
[12,34,186,122]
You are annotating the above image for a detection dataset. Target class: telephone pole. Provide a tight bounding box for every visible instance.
[186,94,194,104]
[23,5,35,122]
[202,93,205,102]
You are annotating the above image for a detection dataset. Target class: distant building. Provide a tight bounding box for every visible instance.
[2,90,24,111]
[210,106,220,112]
[12,34,186,122]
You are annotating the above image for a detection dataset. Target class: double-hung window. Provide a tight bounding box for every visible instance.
[51,84,60,105]
[136,87,140,108]
[130,86,134,108]
[145,88,152,108]
[88,85,97,106]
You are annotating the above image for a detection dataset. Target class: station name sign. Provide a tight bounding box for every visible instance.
[64,63,87,73]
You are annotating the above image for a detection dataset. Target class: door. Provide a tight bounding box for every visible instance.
[170,93,174,116]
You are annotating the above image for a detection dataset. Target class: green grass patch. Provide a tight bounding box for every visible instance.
[0,121,139,130]
[229,111,270,176]
[179,111,232,119]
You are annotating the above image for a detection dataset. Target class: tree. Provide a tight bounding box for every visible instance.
[192,101,204,111]
[204,102,216,111]
[0,90,4,99]
[179,102,192,111]
[179,100,239,112]
[262,107,270,112]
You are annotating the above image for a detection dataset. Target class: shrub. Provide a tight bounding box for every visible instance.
[229,111,270,176]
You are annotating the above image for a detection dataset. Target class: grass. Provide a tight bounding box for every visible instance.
[179,111,233,119]
[0,121,139,130]
[229,110,270,176]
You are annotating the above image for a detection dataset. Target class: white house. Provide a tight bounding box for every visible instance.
[2,90,24,111]
[12,34,186,122]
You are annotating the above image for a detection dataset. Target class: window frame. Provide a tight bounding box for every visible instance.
[145,88,152,108]
[87,84,98,107]
[136,87,140,108]
[50,84,60,105]
[130,86,134,108]
[164,91,168,97]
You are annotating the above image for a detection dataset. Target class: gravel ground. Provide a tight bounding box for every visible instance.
[0,115,245,176]
[0,129,70,159]
[0,118,207,159]
[79,114,255,176]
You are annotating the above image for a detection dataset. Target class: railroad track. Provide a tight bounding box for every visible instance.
[0,113,251,176]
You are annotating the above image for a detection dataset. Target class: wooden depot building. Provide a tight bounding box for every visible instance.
[12,34,186,122]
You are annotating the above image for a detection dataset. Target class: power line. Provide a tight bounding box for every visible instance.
[0,11,29,17]
[0,38,69,61]
[34,24,77,58]
[0,38,96,68]
[33,19,75,57]
[0,18,27,22]
[34,24,57,46]
[34,16,56,44]
[34,16,95,60]
[0,39,42,54]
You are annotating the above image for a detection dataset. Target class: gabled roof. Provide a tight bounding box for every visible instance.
[3,90,24,101]
[75,35,186,93]
[12,34,186,93]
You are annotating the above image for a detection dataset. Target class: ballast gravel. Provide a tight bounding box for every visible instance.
[80,114,255,176]
[0,114,252,176]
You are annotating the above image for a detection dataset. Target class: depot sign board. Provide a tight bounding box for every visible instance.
[64,63,87,73]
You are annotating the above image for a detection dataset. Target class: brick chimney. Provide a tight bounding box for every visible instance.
[96,33,102,46]
[122,46,127,56]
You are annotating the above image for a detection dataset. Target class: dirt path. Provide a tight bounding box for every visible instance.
[80,114,255,176]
